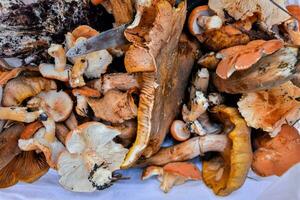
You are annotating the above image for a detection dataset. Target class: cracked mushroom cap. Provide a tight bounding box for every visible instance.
[2,76,57,107]
[28,90,73,122]
[0,151,49,188]
[202,105,252,196]
[252,124,300,177]
[238,81,300,136]
[57,122,128,192]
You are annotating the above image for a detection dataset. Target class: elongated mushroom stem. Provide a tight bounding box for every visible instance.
[48,44,67,72]
[70,58,88,88]
[0,107,43,123]
[137,134,229,167]
[41,117,56,143]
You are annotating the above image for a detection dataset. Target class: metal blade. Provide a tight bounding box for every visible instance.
[66,24,129,57]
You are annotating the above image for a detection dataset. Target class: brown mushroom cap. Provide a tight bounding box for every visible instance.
[72,86,101,97]
[0,123,25,170]
[2,76,57,107]
[287,5,300,23]
[163,162,202,180]
[0,151,49,188]
[202,105,252,196]
[252,124,300,177]
[188,6,211,35]
[20,121,43,139]
[87,89,137,124]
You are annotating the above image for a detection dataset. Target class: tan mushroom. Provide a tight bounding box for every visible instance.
[142,162,202,193]
[72,87,101,117]
[87,89,137,123]
[0,107,43,123]
[57,122,128,192]
[238,81,300,136]
[170,120,191,142]
[102,73,141,94]
[252,124,300,177]
[65,112,78,131]
[2,76,57,106]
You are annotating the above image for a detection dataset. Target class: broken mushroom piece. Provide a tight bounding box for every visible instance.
[72,87,101,117]
[252,124,300,177]
[57,122,128,192]
[170,120,191,142]
[188,6,222,36]
[238,81,300,136]
[2,76,57,106]
[0,151,49,188]
[87,89,137,124]
[102,73,141,94]
[142,162,202,193]
[214,47,299,93]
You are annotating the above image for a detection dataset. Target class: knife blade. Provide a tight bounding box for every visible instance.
[67,0,205,58]
[66,23,129,57]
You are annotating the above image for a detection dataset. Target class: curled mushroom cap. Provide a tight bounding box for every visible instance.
[238,81,300,136]
[202,105,252,196]
[2,76,57,106]
[188,6,222,36]
[216,39,284,79]
[0,151,49,188]
[142,162,202,193]
[87,89,137,124]
[252,124,300,177]
[213,47,299,93]
[57,122,128,192]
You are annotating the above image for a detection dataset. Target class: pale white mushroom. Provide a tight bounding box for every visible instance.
[57,122,128,192]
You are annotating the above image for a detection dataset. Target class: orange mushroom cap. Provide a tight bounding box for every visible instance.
[72,86,101,97]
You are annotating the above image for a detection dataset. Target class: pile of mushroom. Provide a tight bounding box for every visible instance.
[0,0,299,197]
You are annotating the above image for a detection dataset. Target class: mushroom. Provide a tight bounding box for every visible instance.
[109,0,134,26]
[72,87,101,117]
[2,76,57,106]
[0,123,24,170]
[122,1,198,167]
[213,46,298,93]
[215,39,284,80]
[197,52,220,70]
[0,66,38,86]
[57,122,128,192]
[0,151,49,188]
[19,90,73,168]
[69,54,88,88]
[138,106,252,196]
[65,112,78,131]
[39,44,70,82]
[190,68,210,97]
[188,6,222,36]
[102,73,141,94]
[142,162,202,193]
[170,120,191,142]
[0,107,43,123]
[55,123,69,145]
[252,124,300,177]
[208,0,290,30]
[238,81,300,136]
[87,89,137,124]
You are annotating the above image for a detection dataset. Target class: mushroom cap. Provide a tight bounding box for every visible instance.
[72,86,101,97]
[216,39,284,79]
[57,122,128,192]
[39,63,70,82]
[36,90,73,122]
[238,81,300,136]
[202,105,252,196]
[2,76,57,106]
[0,151,49,188]
[87,89,137,124]
[71,25,99,40]
[163,162,202,180]
[188,5,211,35]
[170,120,191,142]
[0,123,24,170]
[0,66,38,86]
[20,121,43,139]
[287,5,300,24]
[252,124,300,177]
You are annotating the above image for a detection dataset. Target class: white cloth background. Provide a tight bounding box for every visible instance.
[1,0,299,199]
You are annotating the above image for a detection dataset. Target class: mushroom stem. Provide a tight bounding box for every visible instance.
[70,58,87,88]
[0,107,43,123]
[199,134,229,155]
[65,112,78,130]
[48,44,66,72]
[75,95,88,117]
[41,118,56,143]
